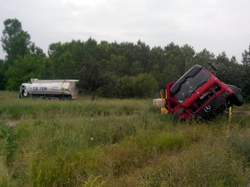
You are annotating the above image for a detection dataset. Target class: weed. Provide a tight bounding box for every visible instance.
[83,175,105,187]
[0,125,18,165]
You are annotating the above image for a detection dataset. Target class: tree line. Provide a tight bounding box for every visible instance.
[1,18,250,101]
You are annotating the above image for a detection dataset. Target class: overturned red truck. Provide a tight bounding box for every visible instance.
[161,63,244,120]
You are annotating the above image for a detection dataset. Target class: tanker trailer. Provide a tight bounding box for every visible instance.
[19,79,79,99]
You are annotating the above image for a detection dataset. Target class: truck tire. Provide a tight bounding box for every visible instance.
[227,84,244,106]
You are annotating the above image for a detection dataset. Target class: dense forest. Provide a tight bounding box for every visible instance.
[1,18,250,101]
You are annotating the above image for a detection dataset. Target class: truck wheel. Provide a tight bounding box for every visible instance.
[227,84,244,106]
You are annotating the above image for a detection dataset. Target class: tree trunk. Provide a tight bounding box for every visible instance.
[90,91,95,100]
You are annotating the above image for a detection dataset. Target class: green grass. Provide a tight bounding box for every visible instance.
[0,91,250,186]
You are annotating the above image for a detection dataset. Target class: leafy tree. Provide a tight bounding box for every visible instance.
[29,42,45,57]
[181,44,195,71]
[134,40,150,72]
[150,64,164,89]
[76,57,104,100]
[191,49,215,71]
[5,54,45,90]
[239,45,250,102]
[242,44,250,65]
[108,54,130,77]
[96,71,118,98]
[216,52,230,65]
[0,18,32,89]
[0,59,4,89]
[28,43,52,79]
[162,64,180,84]
[148,47,166,89]
[95,40,114,61]
[164,43,185,76]
[148,46,165,71]
[57,50,76,78]
[36,58,53,79]
[84,38,97,58]
[130,61,143,76]
[240,65,250,101]
[48,41,80,79]
[215,52,235,84]
[117,75,135,98]
[1,18,31,63]
[134,73,158,98]
[230,56,238,64]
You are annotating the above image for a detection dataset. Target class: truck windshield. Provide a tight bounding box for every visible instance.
[174,68,211,103]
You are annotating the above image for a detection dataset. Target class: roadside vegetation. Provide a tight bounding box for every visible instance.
[0,91,250,186]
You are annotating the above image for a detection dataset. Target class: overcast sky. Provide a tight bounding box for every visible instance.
[1,0,250,62]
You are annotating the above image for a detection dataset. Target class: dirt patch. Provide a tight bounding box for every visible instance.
[7,120,20,127]
[233,111,250,116]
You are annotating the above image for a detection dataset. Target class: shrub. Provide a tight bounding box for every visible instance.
[117,73,158,98]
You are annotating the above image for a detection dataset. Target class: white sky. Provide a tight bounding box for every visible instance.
[0,0,250,62]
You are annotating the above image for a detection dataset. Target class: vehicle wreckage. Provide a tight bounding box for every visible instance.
[160,63,244,120]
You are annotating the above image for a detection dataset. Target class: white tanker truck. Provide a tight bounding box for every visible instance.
[19,79,79,99]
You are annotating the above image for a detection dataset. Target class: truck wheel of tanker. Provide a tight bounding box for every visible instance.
[227,84,244,106]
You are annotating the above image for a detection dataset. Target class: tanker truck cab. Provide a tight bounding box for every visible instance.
[19,83,29,98]
[164,64,244,120]
[170,65,211,104]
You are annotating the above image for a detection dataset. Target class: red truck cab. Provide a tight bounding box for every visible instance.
[164,65,244,120]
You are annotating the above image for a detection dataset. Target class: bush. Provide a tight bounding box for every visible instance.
[117,73,158,98]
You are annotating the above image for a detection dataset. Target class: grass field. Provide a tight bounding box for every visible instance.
[0,91,250,187]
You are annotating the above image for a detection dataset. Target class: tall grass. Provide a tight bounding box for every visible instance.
[0,91,250,186]
[140,139,247,187]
